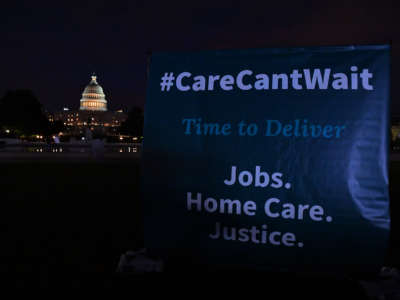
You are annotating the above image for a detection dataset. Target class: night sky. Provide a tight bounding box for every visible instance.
[0,1,397,113]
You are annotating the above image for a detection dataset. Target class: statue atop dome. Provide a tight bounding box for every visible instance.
[91,72,97,83]
[80,73,108,111]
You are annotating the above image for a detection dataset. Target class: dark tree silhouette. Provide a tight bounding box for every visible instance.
[119,106,144,138]
[0,89,51,136]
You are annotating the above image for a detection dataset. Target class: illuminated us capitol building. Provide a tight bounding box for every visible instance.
[50,74,127,135]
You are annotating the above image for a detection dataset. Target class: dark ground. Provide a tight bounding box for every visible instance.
[1,158,399,295]
[2,159,144,288]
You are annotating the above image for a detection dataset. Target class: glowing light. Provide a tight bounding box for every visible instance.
[119,136,123,140]
[5,129,10,133]
[133,137,138,141]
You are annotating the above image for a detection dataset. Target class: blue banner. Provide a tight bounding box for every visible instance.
[142,45,391,273]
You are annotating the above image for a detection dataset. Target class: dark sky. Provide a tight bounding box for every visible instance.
[0,0,397,113]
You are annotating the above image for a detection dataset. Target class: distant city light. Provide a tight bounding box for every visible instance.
[81,137,85,140]
[5,129,10,133]
[63,107,70,111]
[119,136,123,140]
[133,137,138,141]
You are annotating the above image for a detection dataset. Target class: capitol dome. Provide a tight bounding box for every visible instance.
[80,74,108,111]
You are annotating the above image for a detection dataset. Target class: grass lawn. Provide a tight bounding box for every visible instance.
[2,160,144,287]
[2,159,400,288]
